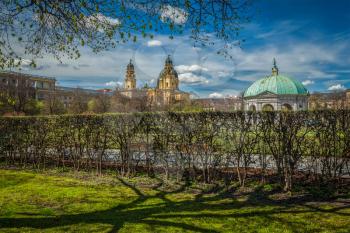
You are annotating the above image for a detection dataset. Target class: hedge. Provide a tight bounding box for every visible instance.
[1,110,350,191]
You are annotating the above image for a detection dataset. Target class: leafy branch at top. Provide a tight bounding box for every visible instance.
[0,0,253,69]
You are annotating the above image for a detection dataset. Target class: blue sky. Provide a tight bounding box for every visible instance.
[17,0,350,98]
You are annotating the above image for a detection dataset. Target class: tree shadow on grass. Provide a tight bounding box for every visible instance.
[0,177,350,233]
[0,173,36,189]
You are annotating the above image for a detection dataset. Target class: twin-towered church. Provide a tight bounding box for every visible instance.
[118,55,190,106]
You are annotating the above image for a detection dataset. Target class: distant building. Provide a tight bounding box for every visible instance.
[3,59,349,114]
[0,71,104,109]
[118,60,148,99]
[243,59,309,111]
[118,56,190,107]
[308,90,350,110]
[193,97,243,111]
[55,86,113,108]
[0,71,55,101]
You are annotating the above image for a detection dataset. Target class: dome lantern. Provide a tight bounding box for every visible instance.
[127,59,134,70]
[165,55,173,65]
[272,58,278,76]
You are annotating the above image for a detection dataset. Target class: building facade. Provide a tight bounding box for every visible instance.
[3,59,350,114]
[0,71,55,101]
[308,90,350,110]
[243,60,309,111]
[0,71,107,110]
[118,56,190,107]
[193,97,243,111]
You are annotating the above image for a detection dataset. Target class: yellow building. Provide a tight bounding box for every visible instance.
[118,56,190,107]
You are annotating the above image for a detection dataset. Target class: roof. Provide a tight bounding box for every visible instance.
[56,86,110,95]
[158,55,178,80]
[244,74,308,98]
[127,59,134,69]
[0,71,56,82]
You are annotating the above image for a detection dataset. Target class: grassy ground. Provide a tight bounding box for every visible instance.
[0,169,349,233]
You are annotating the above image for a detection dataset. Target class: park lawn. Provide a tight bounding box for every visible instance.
[0,169,349,233]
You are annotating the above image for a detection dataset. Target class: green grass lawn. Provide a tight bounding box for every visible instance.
[0,169,349,233]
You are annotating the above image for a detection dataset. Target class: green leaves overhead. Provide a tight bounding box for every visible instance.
[0,0,253,68]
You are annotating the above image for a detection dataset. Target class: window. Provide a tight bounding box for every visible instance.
[38,93,44,100]
[37,81,43,88]
[43,82,50,89]
[262,104,274,111]
[282,103,293,111]
[249,105,256,111]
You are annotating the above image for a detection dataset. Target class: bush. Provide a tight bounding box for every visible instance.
[0,110,349,191]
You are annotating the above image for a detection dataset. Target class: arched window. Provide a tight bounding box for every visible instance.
[282,103,293,111]
[262,104,274,111]
[249,105,256,111]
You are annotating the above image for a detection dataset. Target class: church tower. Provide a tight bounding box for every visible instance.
[157,55,179,90]
[124,59,136,90]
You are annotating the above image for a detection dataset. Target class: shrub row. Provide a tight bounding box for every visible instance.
[1,111,350,191]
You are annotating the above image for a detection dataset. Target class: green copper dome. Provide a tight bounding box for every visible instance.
[244,59,308,98]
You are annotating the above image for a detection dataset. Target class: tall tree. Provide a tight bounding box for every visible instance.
[88,94,111,113]
[0,73,38,114]
[68,88,89,114]
[43,92,66,115]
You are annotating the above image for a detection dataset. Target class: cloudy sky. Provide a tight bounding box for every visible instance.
[14,0,350,98]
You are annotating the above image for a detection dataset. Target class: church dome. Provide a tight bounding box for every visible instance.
[157,55,179,90]
[158,55,178,80]
[244,60,308,98]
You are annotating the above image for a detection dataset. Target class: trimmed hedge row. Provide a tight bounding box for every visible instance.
[1,111,350,190]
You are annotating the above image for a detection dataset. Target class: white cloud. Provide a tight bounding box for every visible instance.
[328,84,346,91]
[233,44,340,76]
[302,80,314,86]
[256,21,302,39]
[217,71,231,78]
[161,5,188,24]
[192,47,202,52]
[13,59,32,66]
[84,13,120,32]
[175,64,208,73]
[105,81,122,87]
[178,73,208,84]
[11,21,350,95]
[86,13,120,26]
[147,40,162,47]
[209,92,223,98]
